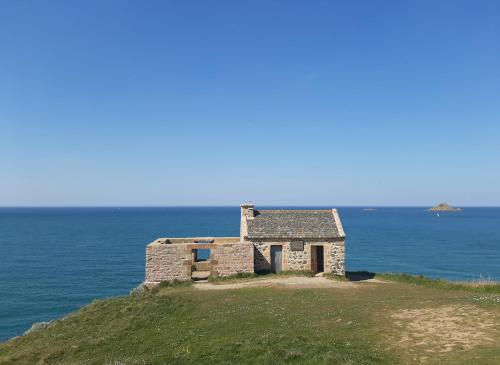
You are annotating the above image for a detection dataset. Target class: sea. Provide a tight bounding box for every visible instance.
[1,207,499,341]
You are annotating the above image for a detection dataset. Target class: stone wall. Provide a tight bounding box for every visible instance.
[253,241,270,272]
[325,240,345,275]
[146,238,345,283]
[240,204,254,240]
[145,244,191,283]
[146,240,254,284]
[213,242,254,276]
[193,261,211,271]
[252,240,345,275]
[254,241,305,272]
[287,244,310,271]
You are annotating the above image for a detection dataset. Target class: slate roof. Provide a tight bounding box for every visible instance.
[246,209,343,240]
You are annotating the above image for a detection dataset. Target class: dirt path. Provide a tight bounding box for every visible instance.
[193,276,382,290]
[390,304,500,356]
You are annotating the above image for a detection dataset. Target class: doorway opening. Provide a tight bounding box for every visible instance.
[270,245,283,273]
[192,248,211,281]
[311,245,324,273]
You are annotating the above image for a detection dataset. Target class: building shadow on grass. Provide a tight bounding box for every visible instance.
[345,271,376,281]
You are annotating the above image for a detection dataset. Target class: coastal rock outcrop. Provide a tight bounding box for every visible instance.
[428,203,462,212]
[23,321,51,335]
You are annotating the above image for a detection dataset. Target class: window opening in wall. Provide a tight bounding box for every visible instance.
[193,249,210,262]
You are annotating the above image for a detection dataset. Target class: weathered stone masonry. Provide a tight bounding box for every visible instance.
[145,204,346,285]
[251,240,345,275]
[146,243,191,283]
[214,242,254,276]
[244,205,346,276]
[145,238,254,284]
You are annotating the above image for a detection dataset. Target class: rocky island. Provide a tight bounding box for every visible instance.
[428,203,462,212]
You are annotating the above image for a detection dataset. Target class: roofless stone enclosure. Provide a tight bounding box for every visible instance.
[145,237,253,284]
[145,204,346,285]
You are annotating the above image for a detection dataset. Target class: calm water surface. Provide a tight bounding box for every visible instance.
[1,207,499,341]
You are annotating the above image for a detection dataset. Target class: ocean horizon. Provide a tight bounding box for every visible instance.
[1,206,499,341]
[3,205,500,208]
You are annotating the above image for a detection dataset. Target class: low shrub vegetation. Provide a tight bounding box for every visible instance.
[255,269,316,277]
[208,272,257,282]
[275,270,316,277]
[149,279,192,294]
[324,273,348,281]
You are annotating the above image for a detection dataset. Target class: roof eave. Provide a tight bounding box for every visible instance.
[245,236,345,241]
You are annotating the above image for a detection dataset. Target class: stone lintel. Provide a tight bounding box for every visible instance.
[186,243,218,250]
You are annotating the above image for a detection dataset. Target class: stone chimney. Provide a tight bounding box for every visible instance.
[240,203,254,241]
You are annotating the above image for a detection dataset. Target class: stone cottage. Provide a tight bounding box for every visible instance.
[145,204,345,285]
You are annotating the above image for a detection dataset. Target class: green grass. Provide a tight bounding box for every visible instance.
[1,273,499,365]
[257,269,316,277]
[129,279,193,297]
[150,279,193,294]
[377,273,500,293]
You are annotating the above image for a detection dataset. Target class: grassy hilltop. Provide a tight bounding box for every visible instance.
[1,273,499,365]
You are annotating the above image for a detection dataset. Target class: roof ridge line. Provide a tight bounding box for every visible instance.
[257,209,333,213]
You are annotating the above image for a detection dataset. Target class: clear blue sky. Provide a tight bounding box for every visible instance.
[2,1,499,206]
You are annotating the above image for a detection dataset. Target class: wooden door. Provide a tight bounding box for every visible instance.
[271,245,282,273]
[311,246,324,273]
[317,246,324,273]
[311,246,317,273]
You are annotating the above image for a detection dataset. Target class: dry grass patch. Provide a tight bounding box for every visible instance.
[194,276,357,290]
[390,304,499,355]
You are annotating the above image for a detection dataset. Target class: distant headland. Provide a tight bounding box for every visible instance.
[428,203,462,212]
